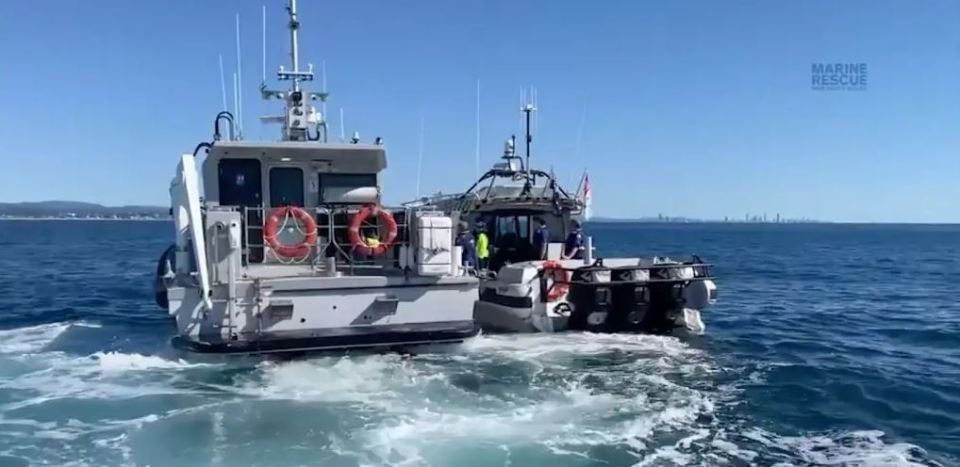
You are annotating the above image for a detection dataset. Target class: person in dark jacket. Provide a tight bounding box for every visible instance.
[563,219,585,260]
[455,221,476,270]
[532,217,550,260]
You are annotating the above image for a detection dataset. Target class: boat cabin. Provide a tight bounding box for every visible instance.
[200,140,405,267]
[203,140,385,209]
[467,203,580,271]
[448,168,586,271]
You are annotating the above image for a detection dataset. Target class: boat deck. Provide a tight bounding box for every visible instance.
[242,263,405,280]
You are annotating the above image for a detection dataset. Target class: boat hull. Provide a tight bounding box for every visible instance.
[473,299,703,334]
[473,259,715,335]
[166,276,480,355]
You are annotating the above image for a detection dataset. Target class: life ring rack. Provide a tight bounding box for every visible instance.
[541,260,570,302]
[347,204,399,256]
[263,206,318,258]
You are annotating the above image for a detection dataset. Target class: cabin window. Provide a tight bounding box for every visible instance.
[269,167,304,207]
[217,158,264,263]
[319,173,376,190]
[495,215,530,240]
[218,159,262,207]
[318,173,377,203]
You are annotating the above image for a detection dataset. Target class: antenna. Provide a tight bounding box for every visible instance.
[522,87,536,176]
[235,13,243,136]
[339,107,345,141]
[416,116,425,198]
[233,72,239,130]
[261,5,267,83]
[474,79,480,178]
[532,87,538,134]
[322,60,328,125]
[218,54,228,112]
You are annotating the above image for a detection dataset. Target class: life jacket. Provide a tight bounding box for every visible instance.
[475,232,490,259]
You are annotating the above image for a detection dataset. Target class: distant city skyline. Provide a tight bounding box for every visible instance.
[1,0,958,223]
[4,200,956,224]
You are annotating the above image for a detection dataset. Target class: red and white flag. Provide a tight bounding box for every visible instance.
[578,171,592,221]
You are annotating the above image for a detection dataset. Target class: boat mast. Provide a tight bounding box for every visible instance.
[523,103,533,173]
[522,99,536,188]
[288,0,302,92]
[259,0,328,142]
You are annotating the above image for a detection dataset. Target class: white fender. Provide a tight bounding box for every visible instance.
[170,153,213,310]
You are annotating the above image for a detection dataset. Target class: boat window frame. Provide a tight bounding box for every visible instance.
[268,166,306,207]
[317,173,378,203]
[217,158,264,208]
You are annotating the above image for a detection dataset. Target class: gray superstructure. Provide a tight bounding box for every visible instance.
[154,0,478,354]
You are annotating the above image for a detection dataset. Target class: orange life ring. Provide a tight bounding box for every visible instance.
[542,260,570,301]
[263,206,318,258]
[347,204,398,256]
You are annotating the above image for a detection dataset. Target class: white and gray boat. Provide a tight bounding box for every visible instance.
[153,1,478,354]
[410,105,718,335]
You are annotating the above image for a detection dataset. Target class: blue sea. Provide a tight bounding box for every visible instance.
[0,220,957,467]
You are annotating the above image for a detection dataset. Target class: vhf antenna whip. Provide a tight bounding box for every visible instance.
[522,87,537,181]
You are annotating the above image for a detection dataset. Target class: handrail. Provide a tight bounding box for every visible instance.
[239,205,416,270]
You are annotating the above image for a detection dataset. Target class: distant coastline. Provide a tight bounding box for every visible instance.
[0,201,167,221]
[588,216,826,224]
[0,216,167,222]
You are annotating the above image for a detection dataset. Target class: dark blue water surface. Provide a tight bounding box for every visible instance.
[0,220,957,466]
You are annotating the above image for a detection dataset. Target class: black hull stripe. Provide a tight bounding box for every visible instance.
[268,281,476,295]
[172,321,479,355]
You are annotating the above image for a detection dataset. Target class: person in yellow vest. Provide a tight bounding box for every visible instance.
[474,222,490,270]
[364,232,381,249]
[360,227,380,260]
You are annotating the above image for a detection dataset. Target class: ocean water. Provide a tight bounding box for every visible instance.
[0,220,957,467]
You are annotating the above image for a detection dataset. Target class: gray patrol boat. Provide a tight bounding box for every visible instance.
[153,0,478,354]
[410,104,718,334]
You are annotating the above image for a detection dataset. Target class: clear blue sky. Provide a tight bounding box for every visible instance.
[1,0,958,222]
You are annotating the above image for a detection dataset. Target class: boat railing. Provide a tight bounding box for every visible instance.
[454,192,480,213]
[237,205,415,275]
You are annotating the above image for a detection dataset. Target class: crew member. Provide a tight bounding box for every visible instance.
[475,222,490,270]
[364,230,381,249]
[562,219,585,260]
[455,221,476,270]
[359,227,380,260]
[532,218,550,260]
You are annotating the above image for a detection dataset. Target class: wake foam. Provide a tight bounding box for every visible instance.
[90,352,201,372]
[0,349,215,414]
[0,327,947,467]
[741,428,939,467]
[351,333,721,465]
[462,332,703,359]
[245,354,451,405]
[0,322,74,354]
